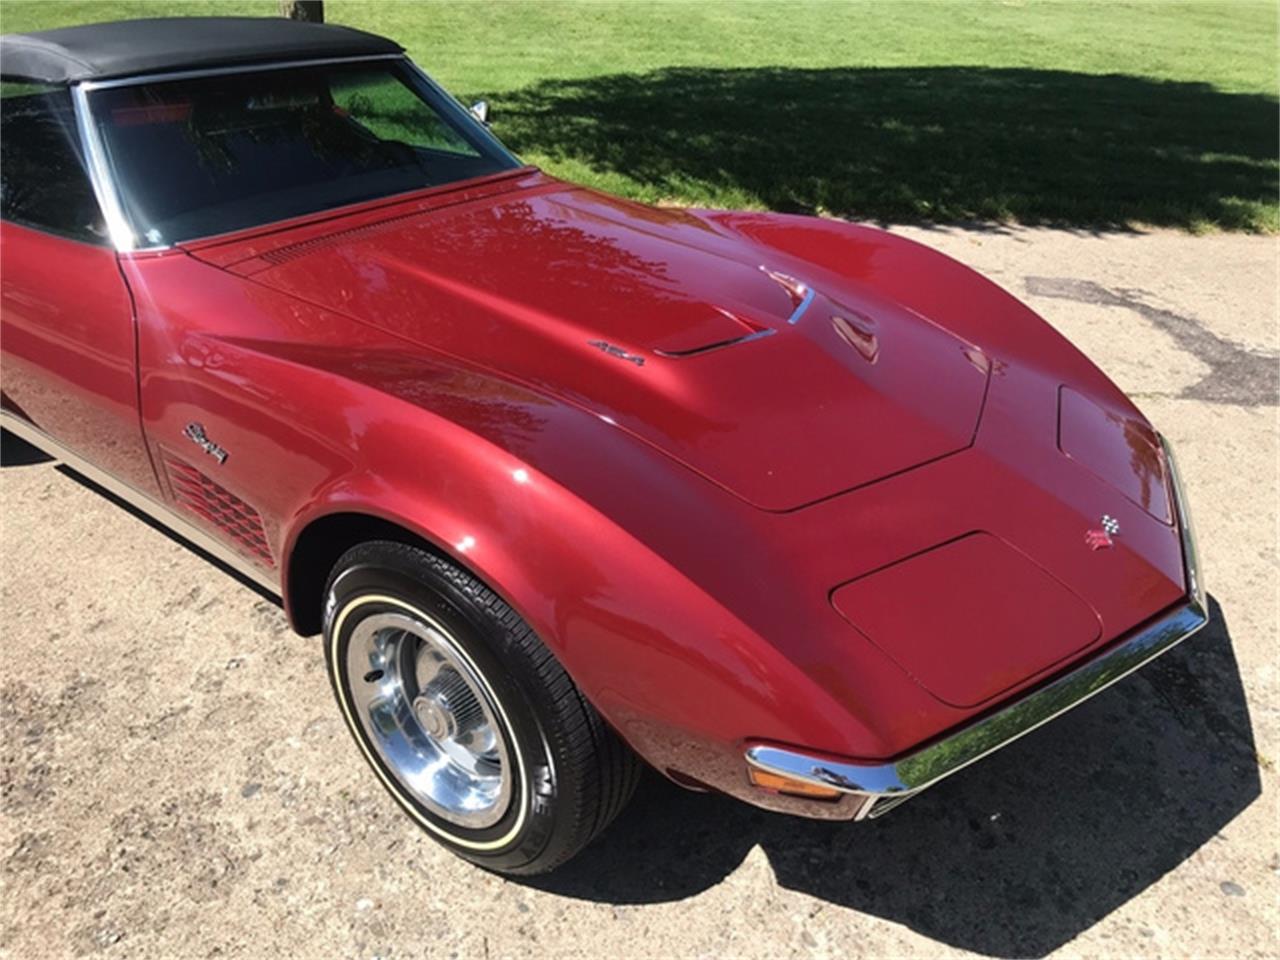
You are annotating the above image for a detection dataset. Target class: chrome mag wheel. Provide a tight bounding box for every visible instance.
[325,541,641,873]
[345,611,512,828]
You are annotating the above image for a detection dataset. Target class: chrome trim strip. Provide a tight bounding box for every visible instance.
[786,287,817,325]
[1,412,280,595]
[653,328,777,358]
[401,58,522,164]
[74,53,404,91]
[70,83,139,251]
[747,433,1207,818]
[748,600,1206,816]
[1161,433,1204,607]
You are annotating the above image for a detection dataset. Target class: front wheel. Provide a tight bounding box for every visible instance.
[323,540,640,875]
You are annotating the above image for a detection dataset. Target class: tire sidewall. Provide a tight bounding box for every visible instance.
[324,553,559,872]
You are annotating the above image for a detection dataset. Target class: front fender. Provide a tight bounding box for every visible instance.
[279,401,873,799]
[126,250,881,801]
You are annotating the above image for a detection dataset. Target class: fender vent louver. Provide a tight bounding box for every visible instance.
[161,454,274,566]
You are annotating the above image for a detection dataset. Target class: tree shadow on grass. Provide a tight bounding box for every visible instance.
[483,67,1278,232]
[524,596,1260,957]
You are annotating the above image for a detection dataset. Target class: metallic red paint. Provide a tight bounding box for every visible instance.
[214,180,991,512]
[831,533,1102,709]
[1,169,1190,815]
[0,223,160,496]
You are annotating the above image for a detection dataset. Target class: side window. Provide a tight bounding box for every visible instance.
[0,82,108,244]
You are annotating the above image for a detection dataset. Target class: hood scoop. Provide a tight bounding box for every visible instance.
[653,306,776,358]
[655,267,820,358]
[759,266,818,326]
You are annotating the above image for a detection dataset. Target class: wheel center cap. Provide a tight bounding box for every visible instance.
[413,696,451,740]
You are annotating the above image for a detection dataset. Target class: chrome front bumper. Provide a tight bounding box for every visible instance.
[747,434,1208,820]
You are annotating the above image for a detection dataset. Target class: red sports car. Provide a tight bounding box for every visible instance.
[0,17,1206,875]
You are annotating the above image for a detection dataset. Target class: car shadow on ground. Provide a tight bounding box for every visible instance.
[479,66,1278,231]
[2,429,279,604]
[526,595,1258,958]
[0,428,52,466]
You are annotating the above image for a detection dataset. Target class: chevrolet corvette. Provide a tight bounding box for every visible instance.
[0,17,1206,875]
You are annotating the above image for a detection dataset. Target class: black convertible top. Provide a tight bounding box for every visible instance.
[0,16,403,84]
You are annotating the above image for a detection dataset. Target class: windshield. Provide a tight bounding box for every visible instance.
[86,59,520,246]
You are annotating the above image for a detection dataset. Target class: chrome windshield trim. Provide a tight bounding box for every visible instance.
[747,432,1207,817]
[401,58,522,164]
[73,53,405,91]
[1,411,280,595]
[70,83,139,251]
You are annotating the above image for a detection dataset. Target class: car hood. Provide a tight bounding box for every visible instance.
[205,181,988,511]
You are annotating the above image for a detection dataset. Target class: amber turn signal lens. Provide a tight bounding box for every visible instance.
[748,767,842,800]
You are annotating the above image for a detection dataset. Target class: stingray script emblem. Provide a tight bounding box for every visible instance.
[184,422,229,465]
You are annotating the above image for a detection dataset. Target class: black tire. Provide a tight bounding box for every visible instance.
[323,540,641,875]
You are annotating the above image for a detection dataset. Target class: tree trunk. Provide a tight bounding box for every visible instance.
[279,1,324,23]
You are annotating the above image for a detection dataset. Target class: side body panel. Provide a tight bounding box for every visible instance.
[0,222,159,495]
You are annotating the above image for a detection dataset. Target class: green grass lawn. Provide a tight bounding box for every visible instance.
[3,0,1276,231]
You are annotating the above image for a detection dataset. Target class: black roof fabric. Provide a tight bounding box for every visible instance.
[0,17,403,84]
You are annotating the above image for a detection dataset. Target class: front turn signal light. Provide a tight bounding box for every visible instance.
[748,767,842,800]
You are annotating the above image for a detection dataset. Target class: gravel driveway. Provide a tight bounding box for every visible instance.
[2,225,1276,959]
